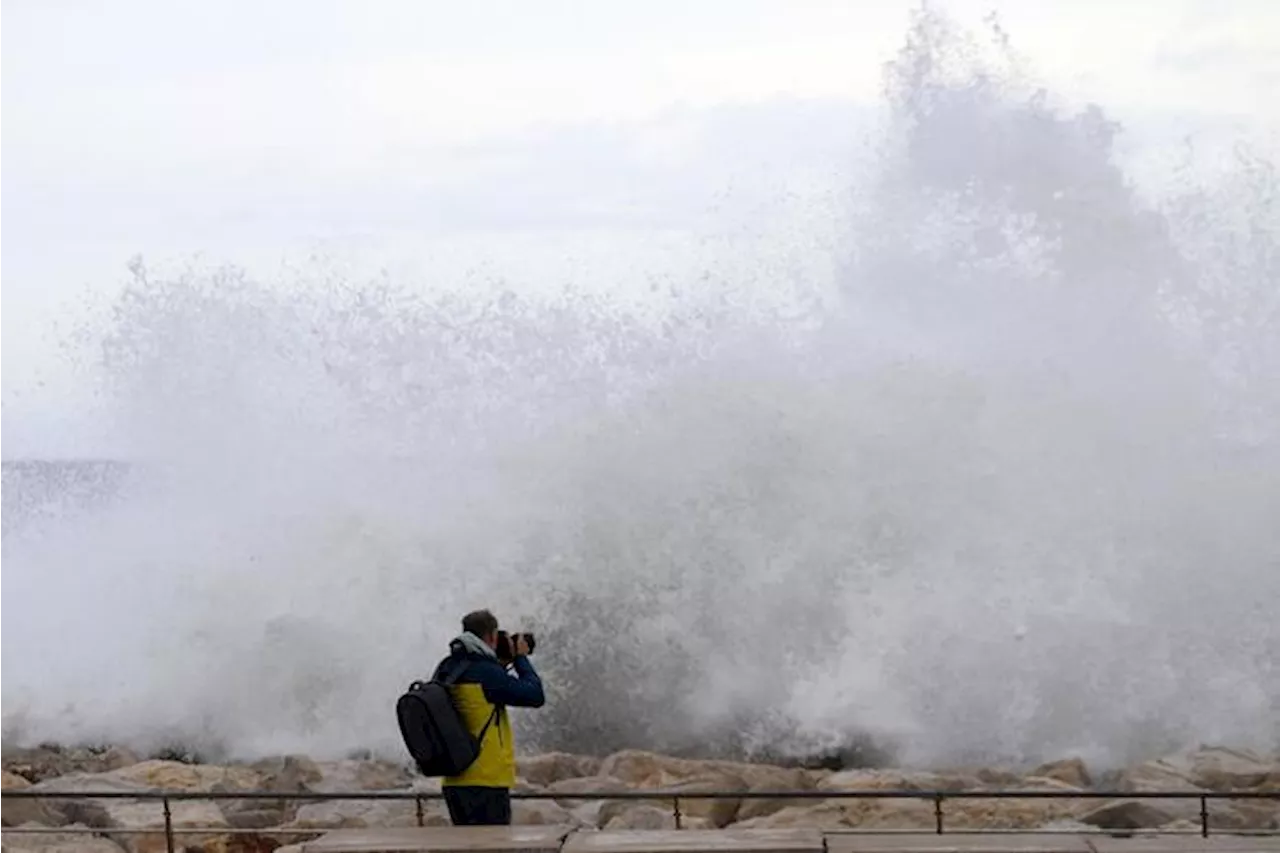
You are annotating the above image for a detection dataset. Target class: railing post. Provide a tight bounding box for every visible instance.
[416,795,425,826]
[1200,795,1209,838]
[163,795,175,853]
[672,796,683,829]
[933,794,944,834]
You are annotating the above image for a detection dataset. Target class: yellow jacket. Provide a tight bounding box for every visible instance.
[432,645,544,789]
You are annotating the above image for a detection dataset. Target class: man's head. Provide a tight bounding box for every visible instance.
[462,608,500,650]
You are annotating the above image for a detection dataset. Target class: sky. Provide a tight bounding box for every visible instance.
[3,0,1278,458]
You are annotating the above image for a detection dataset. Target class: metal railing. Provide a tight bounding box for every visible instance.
[3,787,1277,853]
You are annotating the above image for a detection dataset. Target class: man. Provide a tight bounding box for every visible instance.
[432,608,545,826]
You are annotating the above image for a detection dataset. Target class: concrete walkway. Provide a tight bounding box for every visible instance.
[297,827,1280,853]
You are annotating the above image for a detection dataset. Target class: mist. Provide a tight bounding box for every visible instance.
[3,7,1278,772]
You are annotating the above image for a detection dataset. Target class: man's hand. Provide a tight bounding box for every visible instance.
[514,634,531,658]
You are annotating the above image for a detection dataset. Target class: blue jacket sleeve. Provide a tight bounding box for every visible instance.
[473,657,545,708]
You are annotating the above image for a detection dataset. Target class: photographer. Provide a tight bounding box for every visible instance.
[431,608,545,826]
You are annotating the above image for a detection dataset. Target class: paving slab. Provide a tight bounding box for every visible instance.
[826,833,1092,853]
[563,828,824,853]
[1087,836,1280,853]
[300,825,574,853]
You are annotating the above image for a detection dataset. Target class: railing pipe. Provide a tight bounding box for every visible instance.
[1,786,1276,842]
[162,795,175,853]
[5,788,1279,801]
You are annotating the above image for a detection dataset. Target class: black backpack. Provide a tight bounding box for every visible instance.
[396,659,501,777]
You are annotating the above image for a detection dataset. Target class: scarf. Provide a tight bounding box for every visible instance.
[453,630,498,660]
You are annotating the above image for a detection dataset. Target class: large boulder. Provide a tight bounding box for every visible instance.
[517,753,601,787]
[97,799,229,853]
[596,797,674,828]
[733,802,851,829]
[1030,757,1092,789]
[307,760,412,792]
[1080,799,1179,831]
[733,766,818,823]
[1112,758,1201,792]
[938,795,1091,830]
[285,798,422,828]
[596,750,692,787]
[603,804,678,829]
[511,799,581,826]
[3,769,65,827]
[196,837,283,853]
[1184,746,1276,791]
[277,798,434,844]
[665,772,748,828]
[817,768,948,792]
[105,760,262,793]
[545,775,633,806]
[3,745,140,784]
[595,750,807,789]
[247,756,322,793]
[22,766,272,852]
[0,822,128,852]
[27,772,149,827]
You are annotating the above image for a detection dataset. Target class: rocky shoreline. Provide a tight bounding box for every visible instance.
[2,743,1278,852]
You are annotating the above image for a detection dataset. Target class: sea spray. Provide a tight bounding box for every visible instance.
[2,7,1277,769]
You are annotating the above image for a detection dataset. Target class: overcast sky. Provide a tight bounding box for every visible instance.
[3,0,1278,457]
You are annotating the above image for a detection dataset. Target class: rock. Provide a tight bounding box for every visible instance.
[97,799,228,853]
[100,748,141,773]
[276,798,436,844]
[596,750,806,791]
[842,798,939,830]
[603,804,677,829]
[517,753,602,787]
[736,792,819,823]
[27,772,149,826]
[569,800,607,828]
[739,790,1091,832]
[218,801,289,830]
[936,796,1091,830]
[1209,801,1280,831]
[1031,757,1091,788]
[192,835,283,853]
[596,750,690,787]
[3,771,33,789]
[28,773,147,796]
[2,746,140,784]
[597,797,672,828]
[511,799,581,825]
[1114,758,1200,792]
[975,767,1022,786]
[733,802,850,829]
[106,760,262,793]
[512,777,542,794]
[817,769,945,792]
[1185,745,1275,790]
[1079,799,1178,830]
[2,771,65,827]
[545,775,633,806]
[0,822,128,852]
[665,772,747,827]
[24,763,262,844]
[247,756,322,793]
[730,765,819,822]
[308,760,412,792]
[1019,776,1088,792]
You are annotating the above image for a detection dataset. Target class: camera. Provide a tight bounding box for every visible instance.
[495,630,536,664]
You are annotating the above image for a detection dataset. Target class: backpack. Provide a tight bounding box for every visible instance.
[396,658,501,777]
